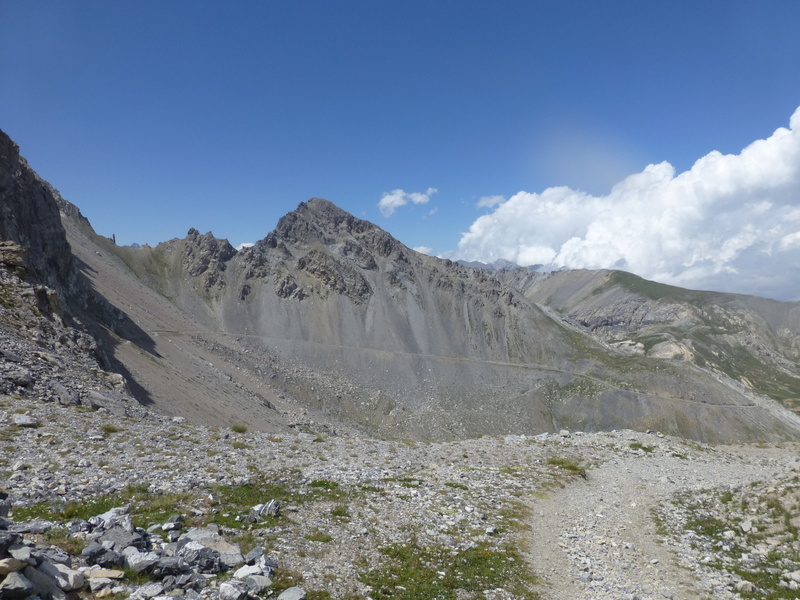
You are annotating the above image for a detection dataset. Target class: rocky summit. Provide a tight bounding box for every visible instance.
[2,127,800,599]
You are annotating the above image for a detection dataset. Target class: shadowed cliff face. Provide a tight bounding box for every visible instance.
[3,128,800,442]
[0,130,76,294]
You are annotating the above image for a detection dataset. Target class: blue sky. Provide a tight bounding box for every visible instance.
[2,1,800,299]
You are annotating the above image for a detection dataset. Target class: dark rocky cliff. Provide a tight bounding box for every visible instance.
[0,130,76,294]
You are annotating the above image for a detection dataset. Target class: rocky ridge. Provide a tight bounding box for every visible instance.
[59,196,800,443]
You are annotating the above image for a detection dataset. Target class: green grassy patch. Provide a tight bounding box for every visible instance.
[545,456,586,477]
[305,529,333,543]
[359,541,538,600]
[629,442,655,453]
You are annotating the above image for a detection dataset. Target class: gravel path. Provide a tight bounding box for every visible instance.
[524,437,784,600]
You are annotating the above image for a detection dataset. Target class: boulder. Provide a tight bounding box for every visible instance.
[243,574,273,594]
[0,571,33,599]
[121,547,160,572]
[0,557,27,575]
[84,568,125,579]
[82,390,129,417]
[7,544,33,564]
[88,576,115,592]
[233,564,261,579]
[179,525,243,569]
[0,531,22,554]
[219,580,250,600]
[0,241,27,271]
[130,581,164,599]
[38,560,85,591]
[24,564,67,600]
[89,506,133,531]
[150,556,189,578]
[245,499,280,523]
[177,540,221,573]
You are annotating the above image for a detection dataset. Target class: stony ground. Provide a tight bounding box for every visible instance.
[2,393,799,600]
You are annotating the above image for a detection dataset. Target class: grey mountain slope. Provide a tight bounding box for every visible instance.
[3,125,800,442]
[502,268,800,414]
[63,194,800,442]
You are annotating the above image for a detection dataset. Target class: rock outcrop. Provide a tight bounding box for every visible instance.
[0,131,76,296]
[504,268,800,414]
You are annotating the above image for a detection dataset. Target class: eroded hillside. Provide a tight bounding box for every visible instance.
[64,196,800,442]
[504,268,800,414]
[2,126,800,443]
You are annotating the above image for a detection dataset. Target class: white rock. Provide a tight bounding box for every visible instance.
[278,587,307,600]
[233,564,262,579]
[219,580,249,600]
[741,520,752,532]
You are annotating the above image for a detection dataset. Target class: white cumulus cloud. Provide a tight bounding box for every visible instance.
[477,195,505,208]
[413,246,433,255]
[378,187,437,217]
[456,107,800,300]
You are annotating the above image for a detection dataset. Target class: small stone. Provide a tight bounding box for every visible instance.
[277,587,307,600]
[133,582,165,599]
[233,564,262,579]
[85,568,125,579]
[88,577,114,592]
[12,413,38,427]
[741,520,752,533]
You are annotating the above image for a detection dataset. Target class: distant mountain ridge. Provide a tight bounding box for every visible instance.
[3,127,800,442]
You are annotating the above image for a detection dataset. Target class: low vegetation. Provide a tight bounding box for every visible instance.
[656,476,800,599]
[359,541,538,600]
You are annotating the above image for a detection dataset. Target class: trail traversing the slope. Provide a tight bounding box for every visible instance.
[524,436,787,600]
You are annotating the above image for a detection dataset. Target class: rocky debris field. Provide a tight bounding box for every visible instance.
[2,392,799,600]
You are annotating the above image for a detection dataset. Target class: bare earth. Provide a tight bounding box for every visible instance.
[524,441,787,600]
